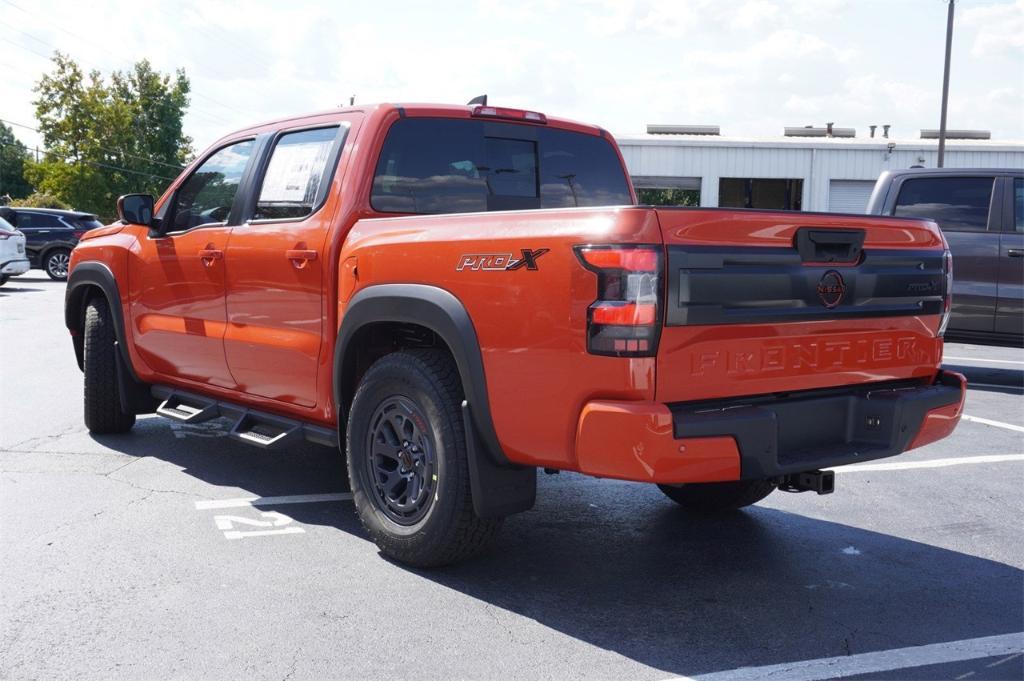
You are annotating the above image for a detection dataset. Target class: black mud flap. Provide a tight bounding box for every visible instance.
[114,340,159,415]
[462,402,536,519]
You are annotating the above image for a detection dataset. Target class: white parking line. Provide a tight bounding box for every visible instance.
[195,492,352,510]
[666,632,1023,681]
[833,454,1024,472]
[962,415,1024,434]
[944,356,1024,366]
[223,526,305,540]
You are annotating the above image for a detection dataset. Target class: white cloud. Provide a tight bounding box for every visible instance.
[961,0,1024,58]
[730,0,780,30]
[0,0,1020,162]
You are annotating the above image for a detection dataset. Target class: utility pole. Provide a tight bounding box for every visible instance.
[937,0,955,168]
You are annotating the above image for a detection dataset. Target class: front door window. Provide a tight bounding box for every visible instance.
[170,139,255,231]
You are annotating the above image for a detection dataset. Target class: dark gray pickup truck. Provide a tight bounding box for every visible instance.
[867,168,1023,347]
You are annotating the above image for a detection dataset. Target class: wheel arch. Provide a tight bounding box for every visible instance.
[65,262,133,377]
[39,243,73,274]
[335,284,536,517]
[335,285,502,460]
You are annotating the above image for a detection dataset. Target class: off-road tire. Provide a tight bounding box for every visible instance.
[347,349,501,567]
[83,297,135,434]
[658,479,776,512]
[44,248,71,281]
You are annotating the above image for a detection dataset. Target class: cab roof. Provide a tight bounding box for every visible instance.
[228,102,608,141]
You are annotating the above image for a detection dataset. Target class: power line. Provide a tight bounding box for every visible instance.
[0,11,240,125]
[0,32,236,127]
[0,30,235,127]
[0,139,178,182]
[2,118,185,169]
[2,0,84,45]
[0,35,51,60]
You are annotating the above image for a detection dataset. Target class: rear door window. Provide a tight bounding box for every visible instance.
[893,177,995,232]
[371,118,631,214]
[253,126,342,221]
[73,216,104,230]
[21,213,66,230]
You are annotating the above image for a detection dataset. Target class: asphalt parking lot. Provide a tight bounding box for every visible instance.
[1,274,1022,681]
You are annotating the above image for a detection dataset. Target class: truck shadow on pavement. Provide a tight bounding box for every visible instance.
[93,417,1023,678]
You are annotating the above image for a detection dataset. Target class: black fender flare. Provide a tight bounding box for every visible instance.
[334,284,536,517]
[65,262,130,373]
[65,262,156,414]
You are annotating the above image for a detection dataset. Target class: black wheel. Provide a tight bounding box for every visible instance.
[44,248,71,280]
[658,479,776,512]
[83,297,135,434]
[346,349,501,567]
[0,275,7,286]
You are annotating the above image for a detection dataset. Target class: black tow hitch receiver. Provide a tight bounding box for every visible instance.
[778,470,835,495]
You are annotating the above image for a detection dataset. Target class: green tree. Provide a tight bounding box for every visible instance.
[10,192,70,209]
[27,53,192,217]
[636,187,700,207]
[0,122,34,200]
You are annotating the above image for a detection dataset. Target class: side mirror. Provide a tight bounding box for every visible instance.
[117,194,155,227]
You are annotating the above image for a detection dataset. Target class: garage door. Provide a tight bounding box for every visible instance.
[829,180,875,214]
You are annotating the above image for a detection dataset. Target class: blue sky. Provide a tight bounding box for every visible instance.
[1,0,1021,153]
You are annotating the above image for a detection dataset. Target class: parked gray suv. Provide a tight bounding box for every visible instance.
[866,168,1023,347]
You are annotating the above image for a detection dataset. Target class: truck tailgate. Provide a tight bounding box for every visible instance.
[654,208,948,403]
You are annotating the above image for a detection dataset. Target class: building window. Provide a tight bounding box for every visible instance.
[719,178,803,211]
[637,187,700,206]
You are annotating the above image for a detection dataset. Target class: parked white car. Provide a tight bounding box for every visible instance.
[0,216,30,286]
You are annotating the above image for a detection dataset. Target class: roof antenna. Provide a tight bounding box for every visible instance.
[467,95,487,106]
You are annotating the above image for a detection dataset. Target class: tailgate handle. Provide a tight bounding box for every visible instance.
[795,228,865,264]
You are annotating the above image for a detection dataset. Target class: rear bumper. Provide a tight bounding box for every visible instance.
[1,258,30,275]
[574,371,966,483]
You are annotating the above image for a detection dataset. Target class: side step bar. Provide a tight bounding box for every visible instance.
[156,393,218,423]
[151,386,337,450]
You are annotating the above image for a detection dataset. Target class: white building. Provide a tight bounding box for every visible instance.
[615,126,1024,213]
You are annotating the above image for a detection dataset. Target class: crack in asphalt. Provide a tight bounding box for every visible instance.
[281,648,300,681]
[3,422,82,453]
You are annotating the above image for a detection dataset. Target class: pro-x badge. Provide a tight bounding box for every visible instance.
[456,248,549,271]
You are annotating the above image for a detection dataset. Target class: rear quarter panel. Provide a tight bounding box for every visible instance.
[340,206,660,468]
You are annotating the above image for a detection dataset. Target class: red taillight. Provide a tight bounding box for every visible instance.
[577,248,659,272]
[591,303,657,326]
[939,249,953,337]
[471,105,548,124]
[575,245,662,357]
[0,233,9,240]
[72,230,86,239]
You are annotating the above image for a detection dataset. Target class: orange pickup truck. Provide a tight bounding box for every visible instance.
[65,101,965,566]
